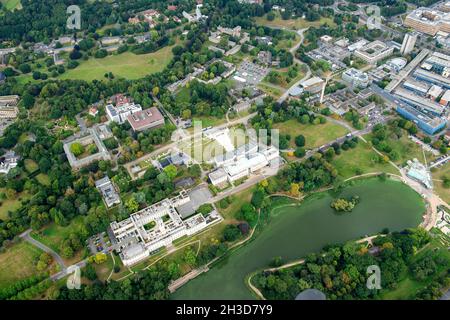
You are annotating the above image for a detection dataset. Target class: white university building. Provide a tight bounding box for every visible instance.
[109,191,221,266]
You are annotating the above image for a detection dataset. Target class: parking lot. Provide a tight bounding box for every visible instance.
[88,232,112,254]
[233,60,269,87]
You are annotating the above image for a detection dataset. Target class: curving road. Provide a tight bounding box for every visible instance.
[19,229,67,271]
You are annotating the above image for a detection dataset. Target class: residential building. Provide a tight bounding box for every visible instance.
[354,40,394,64]
[89,106,98,117]
[106,102,142,124]
[342,68,370,88]
[400,33,417,55]
[95,176,121,208]
[127,107,165,132]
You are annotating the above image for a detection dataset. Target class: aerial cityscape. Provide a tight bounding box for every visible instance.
[0,0,449,304]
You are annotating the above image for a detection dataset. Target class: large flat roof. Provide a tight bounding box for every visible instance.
[127,107,164,130]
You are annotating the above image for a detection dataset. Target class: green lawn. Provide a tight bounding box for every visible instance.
[1,0,22,11]
[0,190,30,221]
[35,173,51,186]
[273,119,349,149]
[255,13,336,30]
[331,140,399,179]
[257,83,284,99]
[431,162,450,204]
[31,216,85,254]
[59,47,174,81]
[24,159,39,173]
[0,241,42,289]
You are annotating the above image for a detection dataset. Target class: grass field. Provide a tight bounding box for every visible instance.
[366,133,437,167]
[272,119,349,149]
[380,229,450,300]
[36,173,51,186]
[431,162,450,204]
[60,47,174,81]
[331,140,399,179]
[0,241,42,289]
[255,13,336,30]
[257,83,284,99]
[1,0,22,11]
[31,216,85,254]
[24,159,39,173]
[0,189,30,221]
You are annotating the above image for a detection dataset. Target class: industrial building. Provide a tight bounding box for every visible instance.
[109,191,221,266]
[396,103,446,134]
[342,68,370,88]
[414,68,450,89]
[354,40,394,64]
[395,87,444,115]
[440,90,450,105]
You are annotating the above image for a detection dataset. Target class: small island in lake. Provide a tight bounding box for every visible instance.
[330,195,360,212]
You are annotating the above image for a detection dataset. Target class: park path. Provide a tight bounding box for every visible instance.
[19,229,67,271]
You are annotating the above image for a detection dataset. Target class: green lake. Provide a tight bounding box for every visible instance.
[172,178,425,300]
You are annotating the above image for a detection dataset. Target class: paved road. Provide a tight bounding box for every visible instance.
[277,28,311,104]
[20,229,67,271]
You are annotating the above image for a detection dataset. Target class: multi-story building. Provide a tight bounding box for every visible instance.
[342,68,370,88]
[95,176,121,208]
[354,40,394,65]
[106,102,142,124]
[396,104,446,135]
[300,76,325,94]
[109,191,220,266]
[404,7,450,36]
[127,107,165,132]
[400,33,417,55]
[0,151,19,174]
